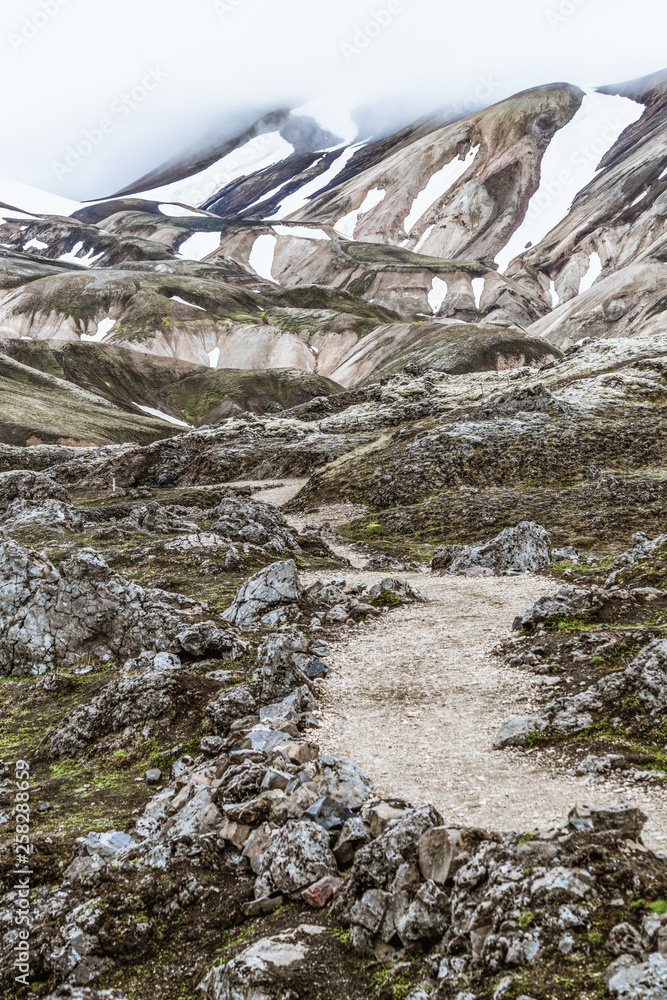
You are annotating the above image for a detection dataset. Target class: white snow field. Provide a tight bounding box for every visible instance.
[270,143,362,219]
[404,146,478,234]
[170,295,206,310]
[138,132,294,207]
[81,317,116,343]
[57,242,104,266]
[334,187,386,239]
[472,276,485,310]
[495,90,644,272]
[248,233,277,281]
[208,347,220,369]
[428,276,448,314]
[179,231,221,261]
[579,251,603,293]
[272,224,330,240]
[133,404,191,427]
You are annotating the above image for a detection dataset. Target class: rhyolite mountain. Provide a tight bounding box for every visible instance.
[0,68,665,442]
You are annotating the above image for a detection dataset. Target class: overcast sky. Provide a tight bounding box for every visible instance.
[1,0,664,200]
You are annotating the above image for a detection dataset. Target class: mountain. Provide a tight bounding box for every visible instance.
[0,70,665,440]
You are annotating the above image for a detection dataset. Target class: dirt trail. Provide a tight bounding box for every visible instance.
[241,478,667,851]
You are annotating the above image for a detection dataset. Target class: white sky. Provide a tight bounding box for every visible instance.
[0,0,664,200]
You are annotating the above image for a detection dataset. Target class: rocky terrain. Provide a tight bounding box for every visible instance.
[0,64,666,1000]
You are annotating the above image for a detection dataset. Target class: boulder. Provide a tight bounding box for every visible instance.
[0,469,69,511]
[253,820,338,898]
[198,925,325,1000]
[49,673,179,756]
[0,539,230,674]
[254,629,312,703]
[367,577,427,604]
[435,521,551,576]
[223,560,302,627]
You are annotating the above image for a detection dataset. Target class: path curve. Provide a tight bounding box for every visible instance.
[238,478,667,851]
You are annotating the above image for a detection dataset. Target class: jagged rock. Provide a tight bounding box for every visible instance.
[198,924,325,1000]
[223,560,302,627]
[309,755,374,810]
[434,521,551,576]
[367,577,427,604]
[512,584,611,632]
[607,953,667,998]
[606,532,667,587]
[254,629,312,702]
[74,831,132,858]
[49,673,179,756]
[117,502,199,534]
[607,922,645,959]
[496,640,667,746]
[0,469,69,511]
[259,685,317,725]
[493,714,549,749]
[2,498,85,534]
[210,497,301,553]
[253,820,338,898]
[0,539,227,673]
[333,817,372,866]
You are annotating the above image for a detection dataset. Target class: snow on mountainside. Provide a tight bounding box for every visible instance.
[0,69,665,442]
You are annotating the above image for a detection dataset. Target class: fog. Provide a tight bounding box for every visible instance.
[0,0,664,199]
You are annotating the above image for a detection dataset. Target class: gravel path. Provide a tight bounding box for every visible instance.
[238,478,667,851]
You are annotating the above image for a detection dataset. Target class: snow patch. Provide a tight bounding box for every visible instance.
[472,277,485,311]
[208,347,220,369]
[24,238,48,250]
[272,224,330,241]
[334,187,386,240]
[179,232,220,261]
[495,91,645,272]
[170,295,206,311]
[404,146,478,235]
[81,317,116,343]
[133,404,191,428]
[630,190,648,207]
[249,234,277,282]
[138,132,295,207]
[57,242,104,267]
[413,224,434,253]
[270,144,362,220]
[428,276,448,314]
[549,280,560,308]
[579,252,603,294]
[660,165,667,181]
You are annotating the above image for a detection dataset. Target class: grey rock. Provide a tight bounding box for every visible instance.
[493,714,549,749]
[206,685,258,734]
[50,672,178,756]
[367,577,427,603]
[198,924,324,1000]
[0,539,217,674]
[223,560,302,627]
[254,820,338,897]
[254,629,311,703]
[146,768,162,784]
[309,755,374,810]
[0,469,69,511]
[437,521,551,576]
[607,922,644,959]
[333,816,372,866]
[607,953,667,998]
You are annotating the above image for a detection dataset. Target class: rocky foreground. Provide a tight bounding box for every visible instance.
[1,342,667,1000]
